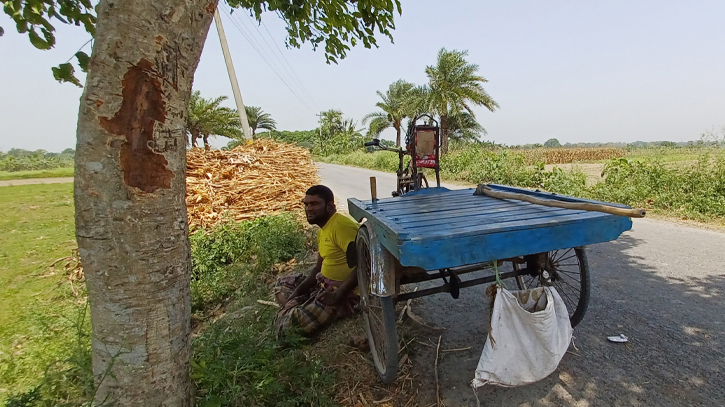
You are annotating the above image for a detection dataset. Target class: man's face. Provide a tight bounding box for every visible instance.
[303,194,332,225]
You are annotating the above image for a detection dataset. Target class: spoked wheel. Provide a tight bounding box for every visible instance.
[513,247,591,327]
[356,226,398,383]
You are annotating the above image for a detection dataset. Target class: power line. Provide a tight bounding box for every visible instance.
[245,14,319,111]
[223,11,316,113]
[237,13,318,112]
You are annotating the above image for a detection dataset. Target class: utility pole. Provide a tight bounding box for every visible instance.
[214,8,252,140]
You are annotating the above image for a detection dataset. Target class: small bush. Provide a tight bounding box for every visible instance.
[190,213,307,310]
[591,151,725,220]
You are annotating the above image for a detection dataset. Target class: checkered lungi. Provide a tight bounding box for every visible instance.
[274,273,359,337]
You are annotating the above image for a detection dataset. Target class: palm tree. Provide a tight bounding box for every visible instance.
[187,91,242,149]
[244,106,277,138]
[448,110,486,143]
[422,48,499,154]
[362,80,416,147]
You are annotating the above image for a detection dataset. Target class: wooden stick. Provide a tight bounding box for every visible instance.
[442,346,471,352]
[475,184,646,218]
[370,176,377,201]
[435,335,442,407]
[256,299,280,308]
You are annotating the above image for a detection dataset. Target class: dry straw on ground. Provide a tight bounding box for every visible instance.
[186,139,320,228]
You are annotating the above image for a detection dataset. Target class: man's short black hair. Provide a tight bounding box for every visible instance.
[306,185,334,205]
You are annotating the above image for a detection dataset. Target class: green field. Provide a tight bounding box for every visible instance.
[0,184,86,403]
[0,167,74,181]
[317,146,725,223]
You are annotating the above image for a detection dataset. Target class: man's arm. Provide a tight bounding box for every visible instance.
[285,254,323,305]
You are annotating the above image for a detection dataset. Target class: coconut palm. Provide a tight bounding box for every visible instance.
[448,110,486,143]
[244,106,277,138]
[187,91,242,149]
[422,48,499,154]
[362,80,416,147]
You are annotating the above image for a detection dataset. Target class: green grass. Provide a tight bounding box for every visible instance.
[0,185,334,406]
[0,168,74,181]
[0,184,87,404]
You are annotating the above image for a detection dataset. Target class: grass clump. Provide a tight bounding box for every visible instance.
[189,213,337,407]
[191,300,336,407]
[189,213,307,311]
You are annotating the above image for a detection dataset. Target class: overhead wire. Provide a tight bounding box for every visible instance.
[238,12,319,111]
[223,11,316,113]
[247,14,320,111]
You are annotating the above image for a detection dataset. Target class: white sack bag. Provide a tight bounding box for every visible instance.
[471,286,572,388]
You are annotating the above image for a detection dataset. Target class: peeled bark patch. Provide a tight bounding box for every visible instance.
[100,59,173,193]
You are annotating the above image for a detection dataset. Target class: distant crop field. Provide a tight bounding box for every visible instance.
[517,147,626,164]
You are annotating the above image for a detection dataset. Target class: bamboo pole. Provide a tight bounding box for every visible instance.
[475,184,646,218]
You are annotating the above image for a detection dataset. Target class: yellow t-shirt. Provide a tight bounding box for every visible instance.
[318,212,360,281]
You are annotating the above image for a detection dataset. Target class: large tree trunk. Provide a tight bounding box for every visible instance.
[440,114,449,154]
[394,123,401,147]
[74,0,217,405]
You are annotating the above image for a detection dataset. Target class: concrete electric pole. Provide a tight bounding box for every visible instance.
[214,8,252,140]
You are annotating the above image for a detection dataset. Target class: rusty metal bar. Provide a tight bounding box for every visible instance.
[395,268,530,302]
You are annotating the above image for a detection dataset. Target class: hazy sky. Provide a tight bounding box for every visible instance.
[1,0,724,152]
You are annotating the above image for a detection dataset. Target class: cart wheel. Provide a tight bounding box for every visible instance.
[514,247,591,327]
[356,226,398,383]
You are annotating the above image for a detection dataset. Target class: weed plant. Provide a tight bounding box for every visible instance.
[189,214,307,311]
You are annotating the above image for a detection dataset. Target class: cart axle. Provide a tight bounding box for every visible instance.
[396,268,531,302]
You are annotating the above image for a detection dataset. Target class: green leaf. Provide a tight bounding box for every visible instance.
[28,27,51,49]
[75,51,90,72]
[52,63,82,87]
[15,19,28,34]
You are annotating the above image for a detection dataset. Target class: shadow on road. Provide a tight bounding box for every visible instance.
[407,232,725,406]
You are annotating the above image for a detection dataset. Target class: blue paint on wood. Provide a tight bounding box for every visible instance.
[347,185,634,270]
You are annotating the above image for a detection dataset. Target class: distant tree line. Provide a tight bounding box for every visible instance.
[0,148,75,171]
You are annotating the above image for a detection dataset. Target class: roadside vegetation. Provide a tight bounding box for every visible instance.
[0,184,341,406]
[0,149,74,174]
[318,144,725,222]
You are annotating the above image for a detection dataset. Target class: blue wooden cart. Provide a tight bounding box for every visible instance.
[347,184,634,383]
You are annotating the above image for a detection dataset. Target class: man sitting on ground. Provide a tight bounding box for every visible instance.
[274,185,360,337]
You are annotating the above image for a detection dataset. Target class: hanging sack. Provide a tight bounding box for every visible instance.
[471,276,572,388]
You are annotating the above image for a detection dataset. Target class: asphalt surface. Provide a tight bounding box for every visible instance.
[319,162,725,407]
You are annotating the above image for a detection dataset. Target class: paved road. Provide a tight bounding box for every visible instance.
[0,177,73,187]
[319,163,725,407]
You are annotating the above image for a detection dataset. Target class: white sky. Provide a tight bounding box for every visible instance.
[1,0,724,152]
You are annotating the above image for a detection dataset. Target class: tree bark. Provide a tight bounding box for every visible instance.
[203,133,210,149]
[74,0,217,405]
[440,114,449,155]
[394,122,401,147]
